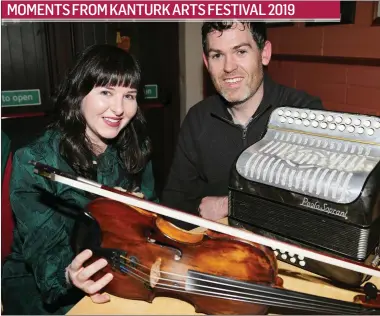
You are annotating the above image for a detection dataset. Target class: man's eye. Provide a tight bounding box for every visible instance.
[211,53,221,59]
[237,50,247,55]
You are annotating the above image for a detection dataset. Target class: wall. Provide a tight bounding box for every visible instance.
[1,23,52,115]
[267,1,380,116]
[179,22,204,123]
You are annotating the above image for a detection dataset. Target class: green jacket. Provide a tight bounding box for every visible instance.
[2,129,158,315]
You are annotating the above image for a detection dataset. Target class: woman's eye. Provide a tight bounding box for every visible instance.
[100,90,111,96]
[125,94,136,100]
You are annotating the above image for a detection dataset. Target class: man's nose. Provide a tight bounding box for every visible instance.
[110,97,124,116]
[223,55,237,73]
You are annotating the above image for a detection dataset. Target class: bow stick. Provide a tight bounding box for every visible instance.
[30,160,380,278]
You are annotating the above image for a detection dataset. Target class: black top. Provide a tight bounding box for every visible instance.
[162,74,324,229]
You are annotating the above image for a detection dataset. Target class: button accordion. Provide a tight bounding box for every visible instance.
[228,106,380,287]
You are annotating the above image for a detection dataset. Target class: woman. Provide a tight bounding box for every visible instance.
[2,44,158,315]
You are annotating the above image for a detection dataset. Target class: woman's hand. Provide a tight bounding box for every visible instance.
[66,249,114,303]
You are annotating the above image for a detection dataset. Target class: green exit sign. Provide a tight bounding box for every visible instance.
[144,84,158,99]
[1,89,41,107]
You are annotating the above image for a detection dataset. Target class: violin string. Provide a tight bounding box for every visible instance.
[114,257,364,314]
[115,256,363,314]
[117,262,359,315]
[117,255,362,311]
[155,281,359,314]
[153,284,359,315]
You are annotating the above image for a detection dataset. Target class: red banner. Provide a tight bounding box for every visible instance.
[1,1,341,21]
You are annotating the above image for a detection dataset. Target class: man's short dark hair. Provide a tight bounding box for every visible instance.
[201,22,267,54]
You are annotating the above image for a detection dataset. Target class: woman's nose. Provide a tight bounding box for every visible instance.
[110,97,124,116]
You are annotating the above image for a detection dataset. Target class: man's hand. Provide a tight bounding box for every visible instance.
[198,196,228,221]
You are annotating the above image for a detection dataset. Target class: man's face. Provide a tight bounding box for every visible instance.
[203,23,271,104]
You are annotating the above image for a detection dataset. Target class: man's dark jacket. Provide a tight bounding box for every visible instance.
[162,73,324,229]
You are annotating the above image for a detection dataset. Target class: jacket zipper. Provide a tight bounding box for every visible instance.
[211,104,274,147]
[242,127,248,147]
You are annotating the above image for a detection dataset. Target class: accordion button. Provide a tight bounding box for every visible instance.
[290,257,296,263]
[338,125,345,131]
[301,112,308,119]
[353,118,361,126]
[280,117,286,123]
[344,117,352,125]
[347,125,355,133]
[329,123,336,130]
[327,115,334,122]
[309,113,316,120]
[320,122,327,129]
[374,121,380,129]
[335,116,343,123]
[278,109,284,115]
[299,261,306,267]
[281,254,287,260]
[363,120,371,127]
[357,127,364,134]
[303,119,310,126]
[367,128,374,136]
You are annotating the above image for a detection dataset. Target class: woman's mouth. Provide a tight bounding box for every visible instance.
[103,117,122,127]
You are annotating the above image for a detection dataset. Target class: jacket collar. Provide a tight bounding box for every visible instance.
[210,72,277,122]
[46,129,120,174]
[94,145,121,173]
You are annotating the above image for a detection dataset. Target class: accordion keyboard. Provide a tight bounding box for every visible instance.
[236,107,380,204]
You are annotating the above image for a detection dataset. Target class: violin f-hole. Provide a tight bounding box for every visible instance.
[146,230,182,261]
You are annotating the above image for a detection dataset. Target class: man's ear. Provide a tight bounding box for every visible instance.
[202,53,209,70]
[261,40,272,66]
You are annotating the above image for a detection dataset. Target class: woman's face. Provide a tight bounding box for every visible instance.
[81,85,138,153]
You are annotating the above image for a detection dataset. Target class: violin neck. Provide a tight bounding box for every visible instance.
[185,270,372,315]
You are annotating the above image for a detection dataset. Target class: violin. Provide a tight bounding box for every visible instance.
[73,198,380,315]
[31,161,380,314]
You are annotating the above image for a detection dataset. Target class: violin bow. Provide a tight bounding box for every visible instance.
[30,160,380,279]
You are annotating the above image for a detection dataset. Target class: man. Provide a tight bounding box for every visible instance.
[162,22,323,230]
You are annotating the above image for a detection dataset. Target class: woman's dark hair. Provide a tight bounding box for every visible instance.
[50,44,151,181]
[202,22,267,54]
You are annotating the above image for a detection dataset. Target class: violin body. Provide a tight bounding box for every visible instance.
[72,197,281,315]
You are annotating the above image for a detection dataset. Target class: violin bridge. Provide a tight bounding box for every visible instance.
[150,258,162,288]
